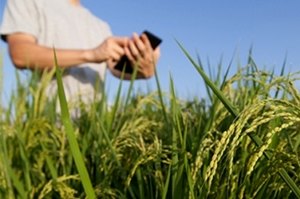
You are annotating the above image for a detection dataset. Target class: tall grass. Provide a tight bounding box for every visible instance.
[0,45,300,198]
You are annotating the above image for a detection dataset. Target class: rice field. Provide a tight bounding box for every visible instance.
[0,45,300,199]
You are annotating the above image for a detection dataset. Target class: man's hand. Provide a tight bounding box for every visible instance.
[89,36,129,63]
[107,33,161,80]
[125,33,161,79]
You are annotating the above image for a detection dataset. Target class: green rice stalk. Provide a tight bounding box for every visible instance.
[183,149,195,199]
[288,81,300,105]
[252,179,271,199]
[1,135,19,198]
[0,50,3,110]
[15,127,32,193]
[274,54,287,98]
[135,156,146,199]
[246,121,295,177]
[98,121,137,199]
[111,64,141,199]
[106,65,126,136]
[124,60,139,107]
[191,138,211,183]
[176,40,300,198]
[40,141,58,180]
[38,175,79,199]
[154,69,169,128]
[53,49,96,199]
[0,54,15,198]
[226,99,292,181]
[125,150,156,187]
[171,121,179,198]
[162,164,172,199]
[205,124,235,190]
[169,74,183,198]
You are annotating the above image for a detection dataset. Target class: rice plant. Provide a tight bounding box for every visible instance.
[0,44,300,199]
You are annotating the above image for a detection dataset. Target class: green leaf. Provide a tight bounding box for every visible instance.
[53,49,96,199]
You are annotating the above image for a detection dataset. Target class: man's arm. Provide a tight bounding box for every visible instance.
[7,32,160,80]
[6,33,129,70]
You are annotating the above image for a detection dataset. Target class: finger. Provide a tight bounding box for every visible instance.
[111,53,121,61]
[140,33,152,49]
[113,44,125,57]
[125,46,141,68]
[110,46,125,61]
[113,37,129,46]
[132,33,147,52]
[128,39,140,58]
[124,46,135,62]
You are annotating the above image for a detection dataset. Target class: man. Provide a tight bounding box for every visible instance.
[0,0,160,114]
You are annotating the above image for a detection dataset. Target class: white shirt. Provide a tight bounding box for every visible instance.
[0,0,112,114]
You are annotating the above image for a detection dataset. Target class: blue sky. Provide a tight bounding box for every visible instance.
[1,1,300,105]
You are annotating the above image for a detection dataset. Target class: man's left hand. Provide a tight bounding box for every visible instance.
[124,32,161,79]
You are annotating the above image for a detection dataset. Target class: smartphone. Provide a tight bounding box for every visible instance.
[143,30,162,49]
[114,30,162,73]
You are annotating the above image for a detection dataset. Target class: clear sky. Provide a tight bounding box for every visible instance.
[1,1,300,105]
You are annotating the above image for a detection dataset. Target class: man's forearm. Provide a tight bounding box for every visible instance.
[9,42,95,70]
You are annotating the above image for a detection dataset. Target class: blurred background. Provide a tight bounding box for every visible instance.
[1,0,300,104]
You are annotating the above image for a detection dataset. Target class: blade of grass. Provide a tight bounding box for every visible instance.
[220,45,236,90]
[124,62,139,108]
[169,74,195,198]
[53,49,96,199]
[107,62,138,138]
[40,141,58,179]
[1,133,17,198]
[106,65,126,136]
[7,166,25,198]
[274,53,287,99]
[169,74,183,199]
[15,127,31,193]
[162,163,172,199]
[184,153,195,199]
[170,79,179,198]
[135,156,145,199]
[197,54,212,101]
[154,68,169,128]
[171,127,178,199]
[168,73,195,198]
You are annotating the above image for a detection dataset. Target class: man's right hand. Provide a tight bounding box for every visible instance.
[88,36,129,64]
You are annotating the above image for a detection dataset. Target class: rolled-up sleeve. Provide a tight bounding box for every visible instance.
[0,0,39,42]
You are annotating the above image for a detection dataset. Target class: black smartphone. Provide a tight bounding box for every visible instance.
[143,30,162,49]
[114,30,162,73]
